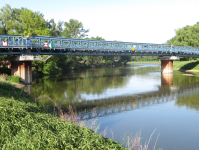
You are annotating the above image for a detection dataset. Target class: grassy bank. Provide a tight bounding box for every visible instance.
[173,60,199,71]
[0,81,128,149]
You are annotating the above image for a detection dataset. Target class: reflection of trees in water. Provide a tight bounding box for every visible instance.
[32,67,135,106]
[173,71,199,86]
[175,90,199,111]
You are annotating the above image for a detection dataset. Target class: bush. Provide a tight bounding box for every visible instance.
[6,75,21,83]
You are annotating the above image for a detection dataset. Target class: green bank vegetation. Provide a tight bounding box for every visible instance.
[6,75,21,83]
[0,81,128,149]
[173,60,199,71]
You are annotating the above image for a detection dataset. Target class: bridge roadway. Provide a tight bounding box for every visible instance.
[1,35,199,57]
[59,83,199,120]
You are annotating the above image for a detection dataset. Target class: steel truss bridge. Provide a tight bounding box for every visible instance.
[1,35,199,57]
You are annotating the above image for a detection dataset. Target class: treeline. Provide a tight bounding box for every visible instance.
[167,22,199,47]
[167,22,199,61]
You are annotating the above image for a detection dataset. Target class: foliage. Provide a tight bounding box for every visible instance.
[0,4,50,36]
[62,19,89,38]
[131,56,159,61]
[167,22,199,47]
[0,4,22,35]
[46,19,63,37]
[43,61,60,75]
[19,9,50,36]
[0,81,128,149]
[6,75,21,83]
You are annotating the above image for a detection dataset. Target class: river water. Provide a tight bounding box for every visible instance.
[24,63,199,150]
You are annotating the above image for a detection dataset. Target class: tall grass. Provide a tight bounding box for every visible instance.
[54,104,161,150]
[122,129,160,150]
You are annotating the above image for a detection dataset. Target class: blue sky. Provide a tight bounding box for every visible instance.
[1,0,199,44]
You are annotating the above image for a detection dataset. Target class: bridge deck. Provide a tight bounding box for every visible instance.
[0,35,199,57]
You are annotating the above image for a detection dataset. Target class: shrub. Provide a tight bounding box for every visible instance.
[6,75,21,83]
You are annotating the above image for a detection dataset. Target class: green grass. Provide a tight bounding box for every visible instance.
[0,81,128,150]
[173,61,199,70]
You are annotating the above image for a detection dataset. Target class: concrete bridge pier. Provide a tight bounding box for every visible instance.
[159,56,179,73]
[11,61,32,84]
[10,55,40,84]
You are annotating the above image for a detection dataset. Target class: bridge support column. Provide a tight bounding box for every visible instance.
[10,55,40,84]
[161,60,173,73]
[11,61,32,84]
[159,56,179,73]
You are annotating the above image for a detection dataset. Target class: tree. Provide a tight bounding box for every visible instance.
[46,19,63,37]
[0,4,22,35]
[88,36,105,41]
[167,22,199,47]
[19,9,50,36]
[62,19,89,38]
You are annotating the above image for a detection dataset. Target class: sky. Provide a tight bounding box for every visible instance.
[1,0,199,44]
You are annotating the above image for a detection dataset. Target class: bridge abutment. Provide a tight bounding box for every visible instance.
[10,55,40,84]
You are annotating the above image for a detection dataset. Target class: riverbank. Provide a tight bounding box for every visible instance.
[0,81,128,149]
[127,61,160,64]
[173,60,199,71]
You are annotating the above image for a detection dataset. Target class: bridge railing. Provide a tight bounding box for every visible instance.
[1,35,199,54]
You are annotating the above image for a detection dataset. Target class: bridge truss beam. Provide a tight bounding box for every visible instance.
[0,35,199,57]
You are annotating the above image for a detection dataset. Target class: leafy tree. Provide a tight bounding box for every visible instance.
[88,36,105,41]
[46,19,63,37]
[167,22,199,47]
[19,9,50,36]
[62,19,89,38]
[0,4,22,35]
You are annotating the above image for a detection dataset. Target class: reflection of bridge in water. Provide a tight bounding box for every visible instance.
[22,74,199,120]
[71,74,199,120]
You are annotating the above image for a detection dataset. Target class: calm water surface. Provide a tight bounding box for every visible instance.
[24,64,199,150]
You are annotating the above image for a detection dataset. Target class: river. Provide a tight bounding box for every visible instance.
[23,63,199,150]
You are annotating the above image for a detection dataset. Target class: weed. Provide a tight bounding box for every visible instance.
[122,129,160,150]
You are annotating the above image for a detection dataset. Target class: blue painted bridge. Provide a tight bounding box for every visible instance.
[0,35,198,84]
[0,35,199,57]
